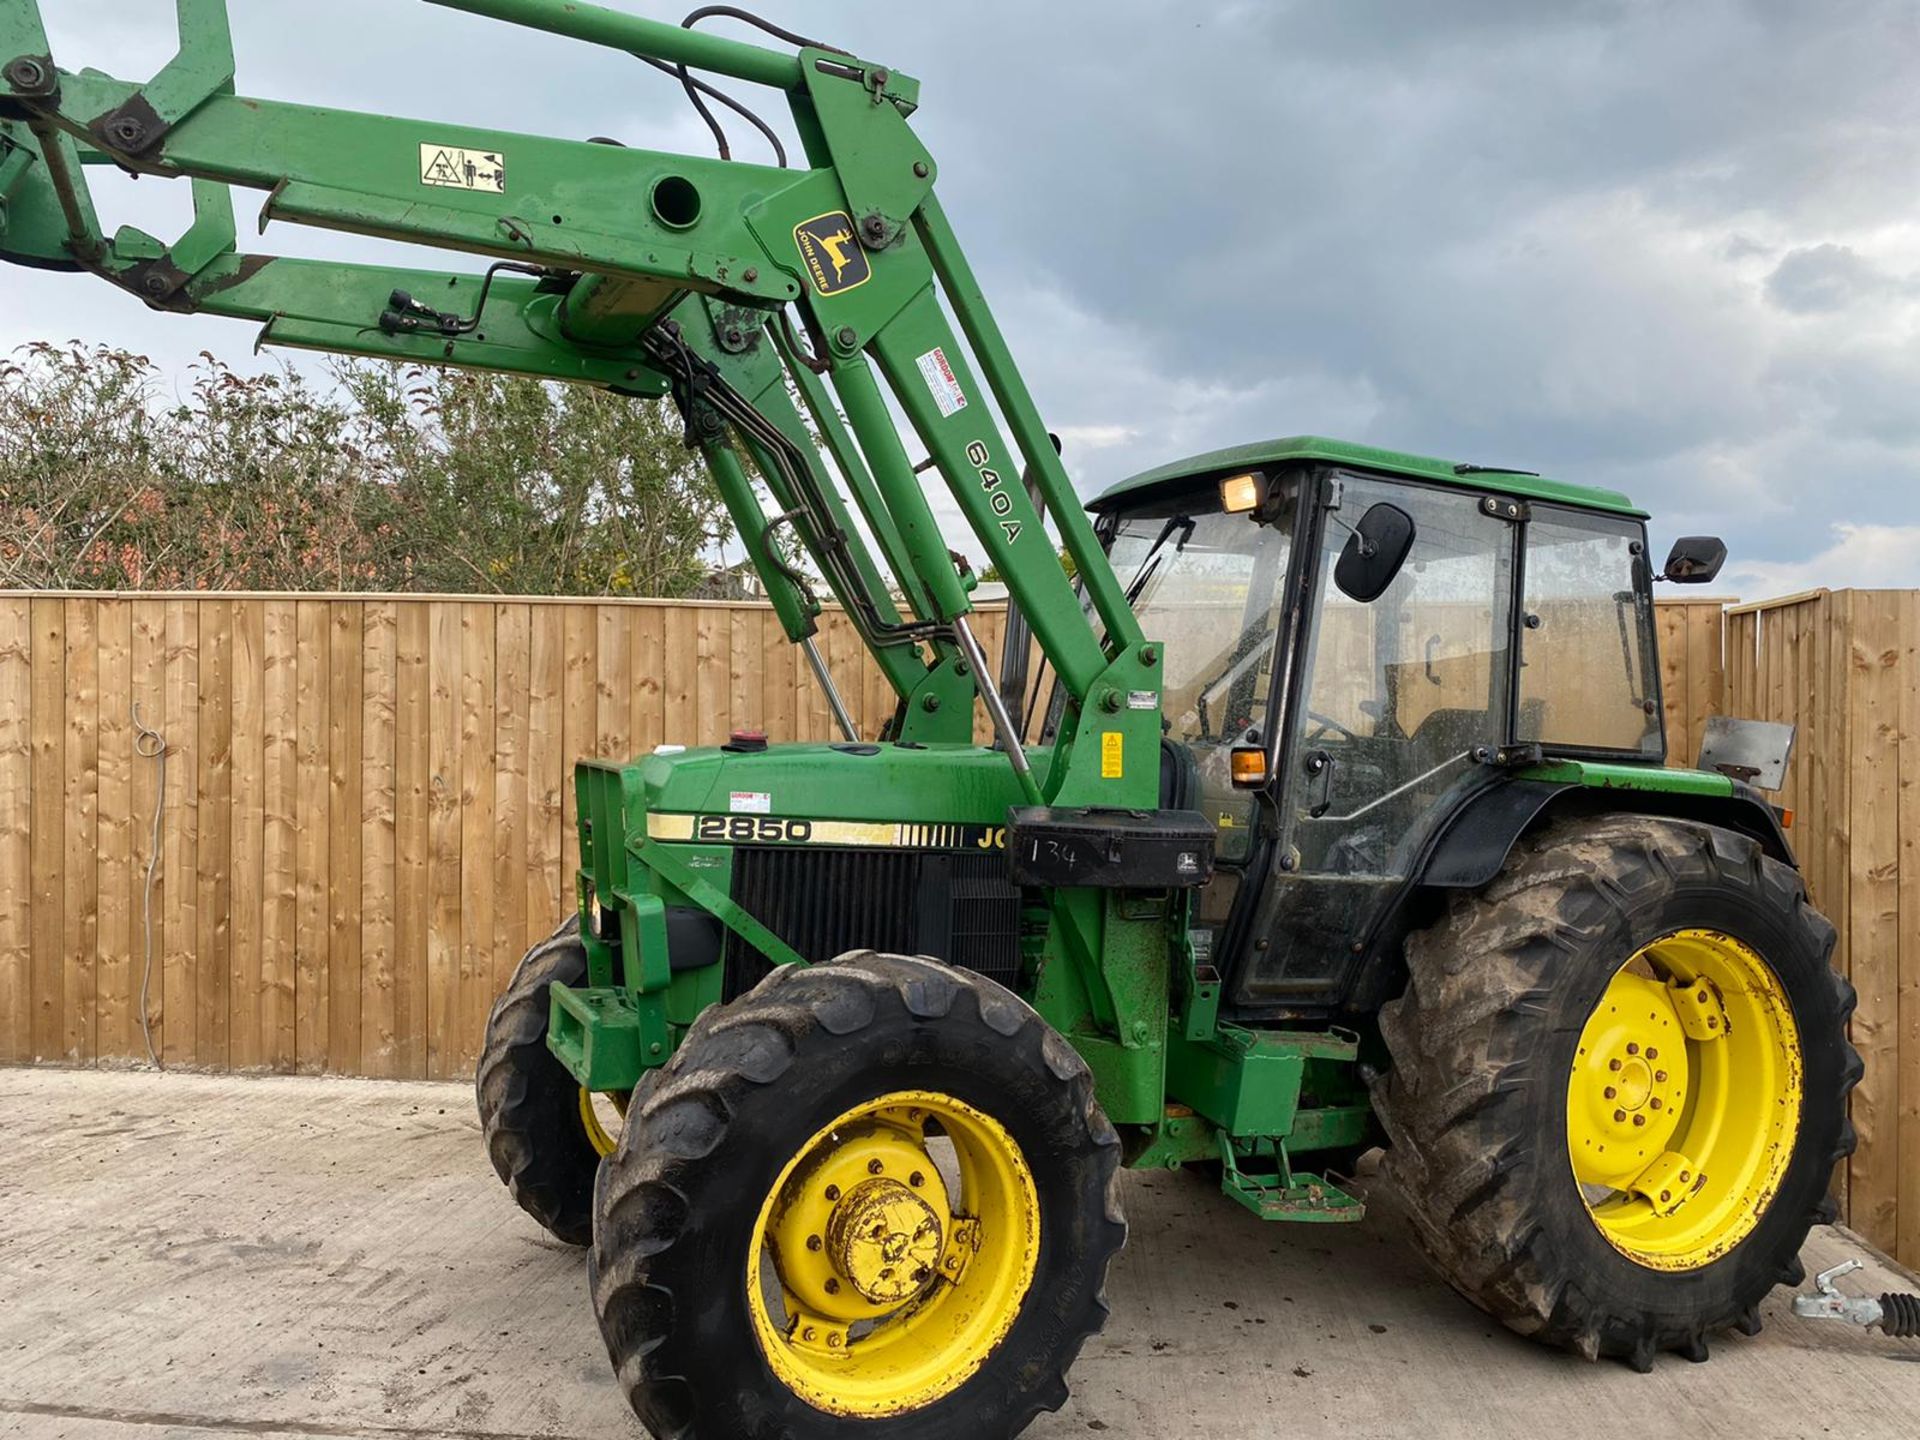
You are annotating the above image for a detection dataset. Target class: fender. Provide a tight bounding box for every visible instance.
[1419,775,1794,892]
[1308,774,1799,1021]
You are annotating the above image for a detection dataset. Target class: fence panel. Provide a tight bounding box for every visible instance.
[1723,589,1920,1260]
[0,593,979,1080]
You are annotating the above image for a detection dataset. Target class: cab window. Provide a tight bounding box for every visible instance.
[1517,510,1661,755]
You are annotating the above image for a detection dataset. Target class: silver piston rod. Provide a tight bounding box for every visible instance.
[954,616,1041,805]
[803,637,858,742]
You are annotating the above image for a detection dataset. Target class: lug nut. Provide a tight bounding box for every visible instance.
[945,1255,959,1270]
[828,1333,843,1349]
[802,1327,817,1342]
[868,1159,885,1175]
[1660,1190,1672,1203]
[1604,1086,1618,1100]
[1646,1048,1659,1061]
[1707,1016,1720,1029]
[1633,1115,1647,1128]
[1613,1109,1627,1123]
[1650,1099,1664,1112]
[806,1235,823,1253]
[1609,1059,1623,1073]
[825,1278,840,1295]
[1626,1043,1640,1056]
[909,1171,926,1188]
[1655,1071,1668,1083]
[824,1185,841,1202]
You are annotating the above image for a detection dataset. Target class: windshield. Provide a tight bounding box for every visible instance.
[1109,492,1298,748]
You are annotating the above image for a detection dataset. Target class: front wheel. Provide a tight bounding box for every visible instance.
[589,951,1126,1439]
[476,916,624,1246]
[1377,814,1860,1369]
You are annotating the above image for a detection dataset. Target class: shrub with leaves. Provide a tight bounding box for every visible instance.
[0,340,732,595]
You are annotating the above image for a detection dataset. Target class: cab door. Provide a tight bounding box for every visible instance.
[1228,475,1517,1009]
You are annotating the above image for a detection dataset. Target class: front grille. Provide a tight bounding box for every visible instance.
[724,846,1022,995]
[943,853,1025,984]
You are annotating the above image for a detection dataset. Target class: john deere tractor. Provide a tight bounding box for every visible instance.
[0,3,1859,1435]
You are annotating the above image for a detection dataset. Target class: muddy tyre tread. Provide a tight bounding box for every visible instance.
[1376,814,1860,1368]
[475,915,601,1247]
[589,951,1126,1440]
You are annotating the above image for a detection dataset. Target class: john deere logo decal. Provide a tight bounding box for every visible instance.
[794,211,871,296]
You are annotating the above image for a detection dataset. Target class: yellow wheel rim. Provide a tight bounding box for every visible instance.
[1567,928,1802,1271]
[746,1089,1040,1418]
[578,1087,627,1159]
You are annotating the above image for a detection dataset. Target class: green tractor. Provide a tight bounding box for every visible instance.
[1,2,1858,1435]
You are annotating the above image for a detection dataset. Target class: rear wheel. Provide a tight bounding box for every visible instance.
[1377,814,1859,1368]
[590,951,1126,1439]
[476,916,625,1246]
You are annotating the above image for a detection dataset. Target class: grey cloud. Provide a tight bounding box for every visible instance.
[1765,243,1914,314]
[7,1,1920,595]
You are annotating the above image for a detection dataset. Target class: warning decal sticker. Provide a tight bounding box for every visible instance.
[1101,731,1124,779]
[793,211,872,296]
[916,347,969,418]
[419,144,506,193]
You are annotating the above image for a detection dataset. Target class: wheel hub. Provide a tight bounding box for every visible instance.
[748,1090,1042,1419]
[1570,968,1691,1184]
[828,1177,945,1305]
[1566,929,1802,1271]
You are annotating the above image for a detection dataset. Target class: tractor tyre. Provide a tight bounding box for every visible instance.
[476,916,621,1247]
[590,951,1127,1439]
[1376,814,1859,1370]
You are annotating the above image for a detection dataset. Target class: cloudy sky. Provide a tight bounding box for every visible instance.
[7,0,1920,597]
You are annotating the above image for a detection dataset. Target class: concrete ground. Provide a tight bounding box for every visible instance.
[2,1070,1916,1440]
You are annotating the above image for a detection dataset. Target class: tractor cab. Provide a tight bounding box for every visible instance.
[1087,438,1666,1016]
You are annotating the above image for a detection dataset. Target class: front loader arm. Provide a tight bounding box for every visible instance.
[0,0,1166,811]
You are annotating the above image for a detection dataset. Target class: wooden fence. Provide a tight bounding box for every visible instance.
[1723,590,1917,1263]
[0,593,1015,1083]
[0,590,1728,1082]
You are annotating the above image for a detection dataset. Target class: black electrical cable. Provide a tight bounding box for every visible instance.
[681,5,850,56]
[656,5,855,169]
[379,261,543,338]
[775,305,832,374]
[647,321,950,650]
[674,61,734,160]
[637,55,786,167]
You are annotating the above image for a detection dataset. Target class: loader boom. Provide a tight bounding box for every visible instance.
[0,0,1162,806]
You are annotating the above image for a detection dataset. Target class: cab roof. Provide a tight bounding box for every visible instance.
[1090,435,1647,519]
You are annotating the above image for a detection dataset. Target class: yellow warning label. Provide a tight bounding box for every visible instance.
[1101,731,1123,779]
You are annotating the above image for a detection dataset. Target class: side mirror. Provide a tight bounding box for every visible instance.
[1334,502,1416,603]
[1662,536,1727,584]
